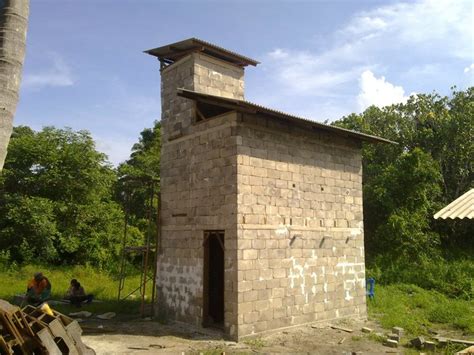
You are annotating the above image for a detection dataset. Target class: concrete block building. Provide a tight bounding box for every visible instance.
[145,38,392,340]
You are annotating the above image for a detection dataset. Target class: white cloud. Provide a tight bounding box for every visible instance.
[257,0,472,120]
[23,54,74,89]
[464,63,474,73]
[268,48,289,60]
[342,16,388,36]
[94,134,136,167]
[357,70,411,110]
[337,0,471,60]
[266,48,365,93]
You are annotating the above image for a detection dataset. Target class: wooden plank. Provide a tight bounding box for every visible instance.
[330,325,353,333]
[46,319,79,355]
[0,335,14,355]
[36,328,62,355]
[433,336,474,346]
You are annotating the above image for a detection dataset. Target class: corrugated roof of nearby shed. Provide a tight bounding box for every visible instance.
[177,88,397,145]
[145,38,259,67]
[434,189,474,220]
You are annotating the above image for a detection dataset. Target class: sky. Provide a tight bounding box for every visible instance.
[16,0,473,166]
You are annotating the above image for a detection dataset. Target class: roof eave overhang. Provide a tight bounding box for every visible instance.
[177,88,397,145]
[144,38,260,67]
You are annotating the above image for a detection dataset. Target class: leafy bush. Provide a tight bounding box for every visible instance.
[367,256,474,300]
[368,284,474,334]
[0,126,126,268]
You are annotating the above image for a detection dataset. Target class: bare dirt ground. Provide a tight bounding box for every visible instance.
[81,317,400,354]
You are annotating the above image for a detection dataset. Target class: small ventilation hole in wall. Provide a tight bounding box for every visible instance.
[321,186,324,191]
[292,184,296,188]
[290,218,293,225]
[320,220,323,227]
[243,215,246,224]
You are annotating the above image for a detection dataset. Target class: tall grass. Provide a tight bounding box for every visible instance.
[368,256,474,300]
[368,284,474,335]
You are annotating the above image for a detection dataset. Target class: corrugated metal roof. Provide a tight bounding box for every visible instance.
[177,88,397,145]
[144,38,259,67]
[434,189,474,220]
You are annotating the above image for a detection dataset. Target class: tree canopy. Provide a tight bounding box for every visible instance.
[0,126,124,267]
[116,121,161,233]
[333,87,473,297]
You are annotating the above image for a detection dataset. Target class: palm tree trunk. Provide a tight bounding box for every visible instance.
[0,0,29,171]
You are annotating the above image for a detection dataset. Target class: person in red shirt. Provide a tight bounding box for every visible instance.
[26,272,51,305]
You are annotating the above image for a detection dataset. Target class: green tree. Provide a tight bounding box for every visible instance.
[0,126,124,267]
[333,87,474,261]
[1,195,58,263]
[116,121,161,233]
[368,148,442,259]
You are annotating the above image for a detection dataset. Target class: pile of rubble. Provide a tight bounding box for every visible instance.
[0,299,94,354]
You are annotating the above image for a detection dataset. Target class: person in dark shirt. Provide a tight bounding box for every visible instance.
[64,279,93,307]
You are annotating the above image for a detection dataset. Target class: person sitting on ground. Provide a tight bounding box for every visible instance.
[64,279,93,307]
[26,272,52,305]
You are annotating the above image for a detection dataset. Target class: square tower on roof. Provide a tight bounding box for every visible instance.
[146,38,258,142]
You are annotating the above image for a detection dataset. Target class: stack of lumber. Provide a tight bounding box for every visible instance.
[0,299,94,354]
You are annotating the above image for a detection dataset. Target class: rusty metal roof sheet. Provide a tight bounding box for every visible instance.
[434,189,474,220]
[177,89,397,145]
[144,38,259,67]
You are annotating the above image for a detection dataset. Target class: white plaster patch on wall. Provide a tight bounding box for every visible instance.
[336,261,365,303]
[275,226,290,238]
[289,256,317,303]
[159,259,202,316]
[350,221,364,237]
[210,70,222,80]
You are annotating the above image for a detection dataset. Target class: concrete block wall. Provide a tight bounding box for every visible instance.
[157,47,368,340]
[158,53,244,336]
[193,53,245,99]
[235,114,367,339]
[160,52,243,142]
[157,113,240,332]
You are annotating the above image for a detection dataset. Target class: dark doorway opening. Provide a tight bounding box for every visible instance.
[203,230,225,328]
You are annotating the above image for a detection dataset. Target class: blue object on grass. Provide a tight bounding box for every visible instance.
[367,277,375,299]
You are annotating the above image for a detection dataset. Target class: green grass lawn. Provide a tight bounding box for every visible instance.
[1,265,472,337]
[0,264,153,315]
[368,283,474,335]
